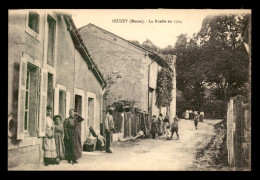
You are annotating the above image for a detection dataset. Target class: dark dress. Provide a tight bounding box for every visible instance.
[64,115,84,162]
[151,119,158,139]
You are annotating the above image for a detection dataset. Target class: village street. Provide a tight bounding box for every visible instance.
[10,119,224,171]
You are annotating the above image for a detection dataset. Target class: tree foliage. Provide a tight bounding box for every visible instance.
[141,39,160,53]
[197,14,250,103]
[156,66,173,107]
[171,13,250,112]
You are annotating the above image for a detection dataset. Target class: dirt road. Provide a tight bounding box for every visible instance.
[10,119,223,171]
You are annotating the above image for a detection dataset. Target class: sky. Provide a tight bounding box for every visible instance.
[69,9,250,49]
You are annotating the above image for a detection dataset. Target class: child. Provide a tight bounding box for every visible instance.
[170,117,179,140]
[53,115,65,162]
[194,113,199,130]
[165,126,171,140]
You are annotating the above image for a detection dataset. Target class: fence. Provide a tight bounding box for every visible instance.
[112,108,151,139]
[226,96,251,170]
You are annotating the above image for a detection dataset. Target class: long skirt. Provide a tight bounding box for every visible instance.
[158,121,163,135]
[73,131,82,160]
[43,137,57,158]
[64,128,76,162]
[54,133,65,160]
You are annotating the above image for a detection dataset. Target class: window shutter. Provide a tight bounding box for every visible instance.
[54,87,59,116]
[17,57,27,140]
[38,68,48,137]
[66,91,70,118]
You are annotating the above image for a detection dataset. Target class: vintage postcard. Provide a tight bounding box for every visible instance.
[8,9,251,171]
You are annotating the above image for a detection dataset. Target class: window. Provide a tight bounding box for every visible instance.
[26,11,41,41]
[24,64,39,136]
[47,15,56,66]
[88,98,94,127]
[59,90,66,121]
[47,73,54,116]
[75,95,82,116]
[28,11,39,34]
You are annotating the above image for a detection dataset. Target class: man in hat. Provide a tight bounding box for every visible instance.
[104,106,115,153]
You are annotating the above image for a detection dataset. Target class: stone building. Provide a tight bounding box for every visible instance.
[8,10,106,168]
[78,24,176,124]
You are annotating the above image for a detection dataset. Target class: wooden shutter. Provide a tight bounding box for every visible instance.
[17,57,27,140]
[38,68,48,137]
[54,87,59,116]
[66,91,70,118]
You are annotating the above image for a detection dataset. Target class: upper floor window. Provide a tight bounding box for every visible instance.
[26,11,41,41]
[47,15,56,66]
[28,11,39,34]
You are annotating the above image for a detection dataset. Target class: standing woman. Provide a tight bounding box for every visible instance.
[73,111,85,161]
[53,115,65,162]
[64,109,84,164]
[151,115,158,139]
[157,113,163,136]
[42,106,58,166]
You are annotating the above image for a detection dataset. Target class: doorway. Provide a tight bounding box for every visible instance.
[75,95,82,116]
[59,90,66,121]
[88,97,94,128]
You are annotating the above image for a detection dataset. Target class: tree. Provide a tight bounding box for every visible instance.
[173,33,207,111]
[141,39,160,53]
[128,40,142,47]
[197,14,250,105]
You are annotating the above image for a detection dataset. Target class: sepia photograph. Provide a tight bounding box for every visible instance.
[8,9,251,171]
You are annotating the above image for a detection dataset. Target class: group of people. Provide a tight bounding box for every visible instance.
[150,113,180,140]
[43,106,84,166]
[184,110,205,130]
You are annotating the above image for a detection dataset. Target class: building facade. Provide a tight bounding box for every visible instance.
[78,24,176,124]
[8,10,106,168]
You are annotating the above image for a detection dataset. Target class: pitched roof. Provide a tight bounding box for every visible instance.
[78,23,173,71]
[62,15,107,88]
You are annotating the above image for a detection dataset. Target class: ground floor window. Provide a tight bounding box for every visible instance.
[75,95,82,116]
[24,63,39,137]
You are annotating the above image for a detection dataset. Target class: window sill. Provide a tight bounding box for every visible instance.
[25,26,41,42]
[8,136,42,150]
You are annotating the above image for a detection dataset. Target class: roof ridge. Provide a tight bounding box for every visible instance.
[79,23,157,54]
[78,23,173,71]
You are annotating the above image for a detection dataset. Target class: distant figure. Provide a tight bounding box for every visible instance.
[199,111,204,122]
[189,110,194,120]
[165,126,172,140]
[158,113,163,136]
[194,112,199,130]
[185,110,189,119]
[151,115,158,139]
[163,115,170,134]
[170,117,179,140]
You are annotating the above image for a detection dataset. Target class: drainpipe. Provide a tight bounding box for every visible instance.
[148,57,156,119]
